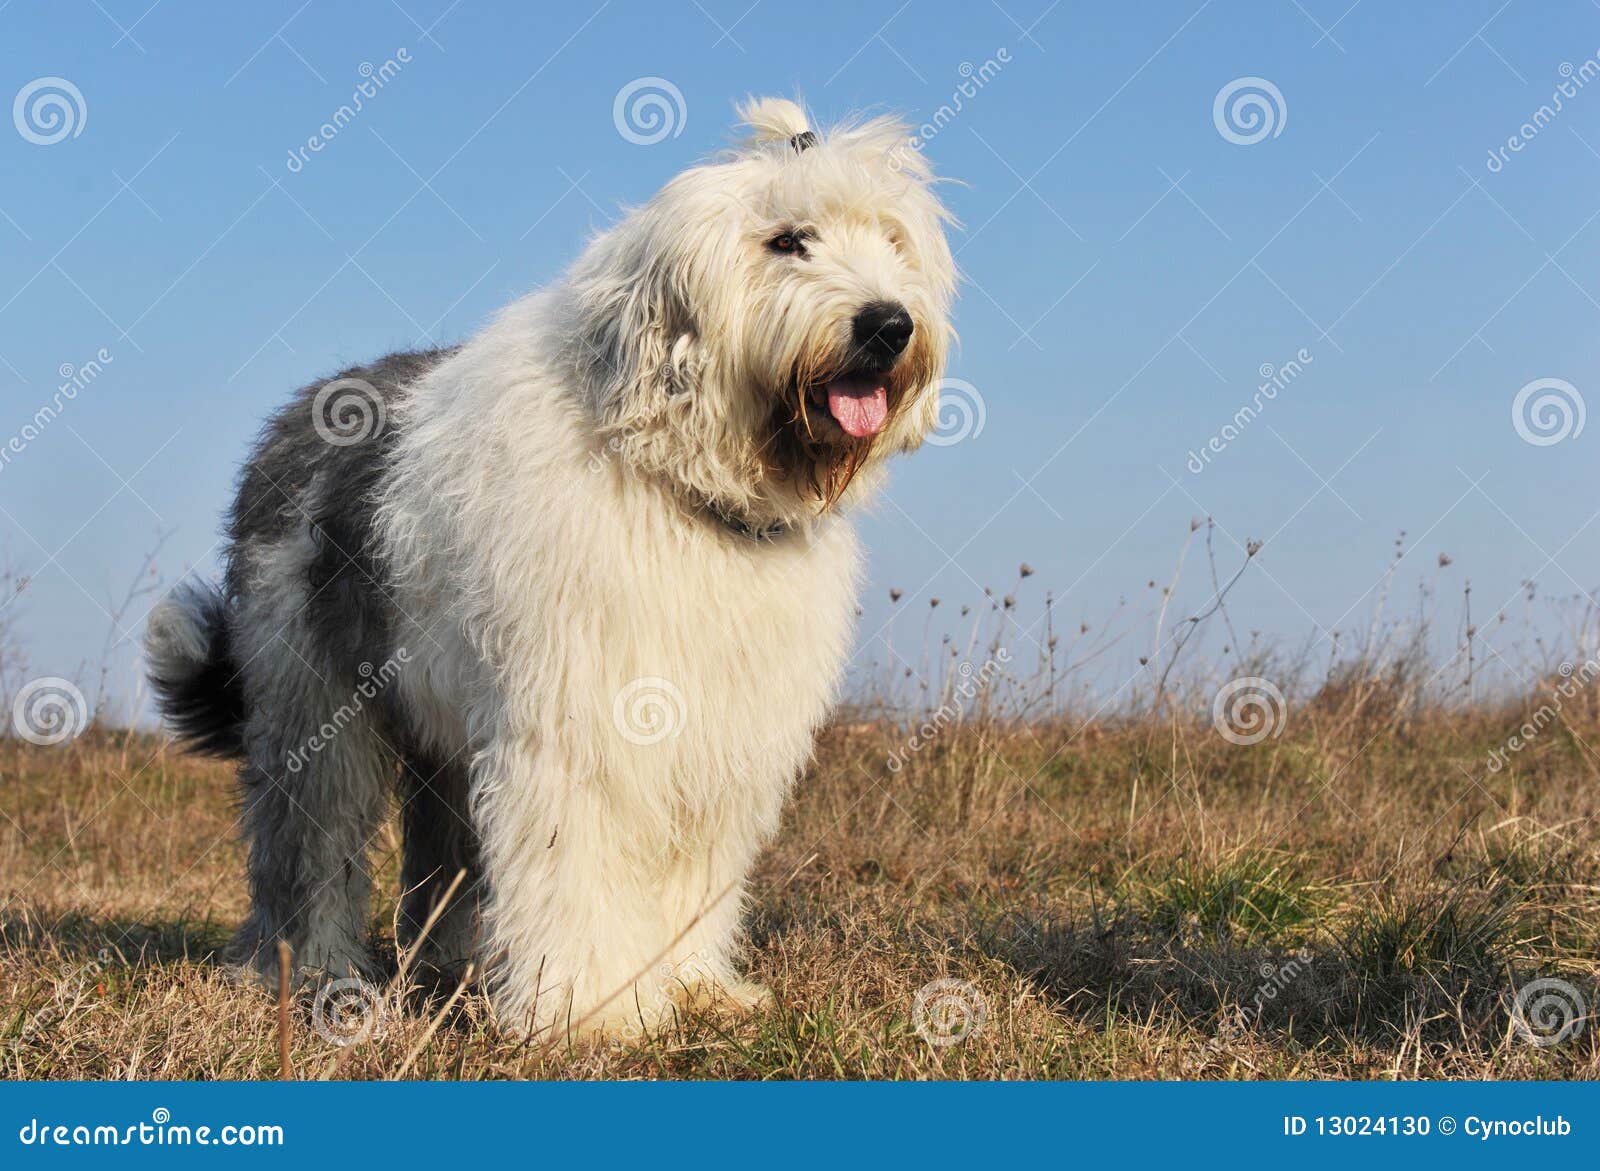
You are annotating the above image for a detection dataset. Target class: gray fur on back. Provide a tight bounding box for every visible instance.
[145,346,480,983]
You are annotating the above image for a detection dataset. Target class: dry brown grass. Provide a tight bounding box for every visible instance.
[3,534,1597,1077]
[3,682,1598,1079]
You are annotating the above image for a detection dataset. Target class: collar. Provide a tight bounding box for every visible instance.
[703,500,788,542]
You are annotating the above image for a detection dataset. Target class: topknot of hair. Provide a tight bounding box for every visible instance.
[735,97,812,149]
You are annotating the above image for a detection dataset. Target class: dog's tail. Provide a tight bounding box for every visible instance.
[144,580,247,759]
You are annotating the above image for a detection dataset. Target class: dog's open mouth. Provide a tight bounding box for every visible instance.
[770,362,903,506]
[807,372,889,439]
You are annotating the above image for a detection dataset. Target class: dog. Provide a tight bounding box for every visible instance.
[144,97,956,1037]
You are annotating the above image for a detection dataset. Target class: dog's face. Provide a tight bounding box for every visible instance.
[570,97,957,528]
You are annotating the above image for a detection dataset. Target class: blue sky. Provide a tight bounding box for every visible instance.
[4,0,1600,719]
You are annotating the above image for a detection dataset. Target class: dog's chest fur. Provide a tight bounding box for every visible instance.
[380,317,862,839]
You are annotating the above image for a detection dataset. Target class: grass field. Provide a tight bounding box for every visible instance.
[3,668,1598,1079]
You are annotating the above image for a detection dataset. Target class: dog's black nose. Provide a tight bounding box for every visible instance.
[852,302,914,362]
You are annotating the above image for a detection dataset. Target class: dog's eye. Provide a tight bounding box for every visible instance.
[767,232,807,257]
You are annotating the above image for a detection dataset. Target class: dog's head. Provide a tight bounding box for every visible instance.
[568,96,957,531]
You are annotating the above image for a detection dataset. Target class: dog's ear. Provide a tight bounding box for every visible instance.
[570,214,702,432]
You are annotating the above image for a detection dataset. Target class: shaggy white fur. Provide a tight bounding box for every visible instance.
[148,97,957,1039]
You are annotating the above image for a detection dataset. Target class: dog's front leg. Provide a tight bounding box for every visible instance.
[652,833,775,1016]
[472,737,671,1040]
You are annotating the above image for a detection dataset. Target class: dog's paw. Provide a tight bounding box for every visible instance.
[225,936,376,997]
[719,979,775,1014]
[221,960,277,993]
[667,977,775,1017]
[579,1006,653,1042]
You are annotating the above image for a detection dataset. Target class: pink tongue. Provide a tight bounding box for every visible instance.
[825,375,889,438]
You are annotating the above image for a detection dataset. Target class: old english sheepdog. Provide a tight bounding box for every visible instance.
[144,97,956,1037]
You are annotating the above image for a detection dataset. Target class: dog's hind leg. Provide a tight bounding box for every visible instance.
[231,697,394,985]
[227,542,396,986]
[397,752,481,983]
